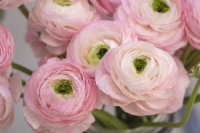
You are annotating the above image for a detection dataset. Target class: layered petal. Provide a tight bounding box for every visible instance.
[28,0,100,55]
[24,58,99,133]
[95,41,189,116]
[0,24,14,74]
[115,0,187,54]
[67,20,137,77]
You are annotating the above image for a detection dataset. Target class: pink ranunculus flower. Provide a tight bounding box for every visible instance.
[28,0,100,55]
[67,20,137,77]
[90,0,121,18]
[26,23,54,66]
[0,24,14,74]
[115,0,187,54]
[0,0,31,9]
[184,0,200,50]
[23,58,99,133]
[95,41,189,116]
[0,74,22,131]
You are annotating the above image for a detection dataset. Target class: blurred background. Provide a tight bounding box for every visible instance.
[1,4,200,133]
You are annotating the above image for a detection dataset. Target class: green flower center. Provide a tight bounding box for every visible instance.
[53,0,71,6]
[54,80,73,95]
[87,41,110,66]
[96,48,108,59]
[133,58,147,74]
[151,0,170,13]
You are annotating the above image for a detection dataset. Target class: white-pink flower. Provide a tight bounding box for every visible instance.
[90,0,121,17]
[0,24,14,74]
[28,0,100,55]
[0,0,31,9]
[23,58,99,133]
[95,41,189,116]
[184,0,200,50]
[115,0,187,54]
[67,20,137,77]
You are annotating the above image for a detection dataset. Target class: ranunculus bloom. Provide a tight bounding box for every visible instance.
[90,0,121,17]
[96,41,189,116]
[0,77,13,131]
[67,20,136,77]
[0,0,31,9]
[184,0,200,50]
[0,74,21,131]
[0,24,14,74]
[115,0,187,54]
[23,58,98,133]
[28,0,100,55]
[26,23,54,66]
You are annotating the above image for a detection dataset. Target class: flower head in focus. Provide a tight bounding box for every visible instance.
[27,0,100,55]
[95,41,189,116]
[23,58,99,133]
[67,20,137,77]
[115,0,187,54]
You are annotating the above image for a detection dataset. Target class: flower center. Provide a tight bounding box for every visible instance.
[133,58,147,74]
[53,0,71,6]
[87,41,109,66]
[151,0,170,13]
[54,80,73,95]
[96,48,108,59]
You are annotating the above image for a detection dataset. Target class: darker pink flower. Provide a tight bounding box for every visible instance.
[184,0,200,50]
[95,41,189,116]
[0,0,32,9]
[90,0,121,17]
[23,58,99,133]
[0,74,22,131]
[0,24,14,74]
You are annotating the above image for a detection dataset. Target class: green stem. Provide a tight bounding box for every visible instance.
[12,62,33,76]
[186,50,200,64]
[185,55,200,71]
[142,116,148,123]
[18,4,29,18]
[184,94,200,105]
[92,109,129,129]
[134,79,200,128]
[181,44,193,65]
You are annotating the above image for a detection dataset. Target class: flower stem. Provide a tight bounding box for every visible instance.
[92,109,129,129]
[181,44,193,65]
[134,79,200,128]
[184,94,200,105]
[12,62,33,76]
[18,4,29,18]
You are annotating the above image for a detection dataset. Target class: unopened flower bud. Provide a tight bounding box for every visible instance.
[191,63,200,79]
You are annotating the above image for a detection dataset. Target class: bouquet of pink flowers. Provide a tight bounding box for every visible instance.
[0,0,200,133]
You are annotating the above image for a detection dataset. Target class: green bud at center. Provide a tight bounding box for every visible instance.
[151,0,170,13]
[133,58,147,74]
[87,41,109,66]
[54,80,73,95]
[53,0,71,6]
